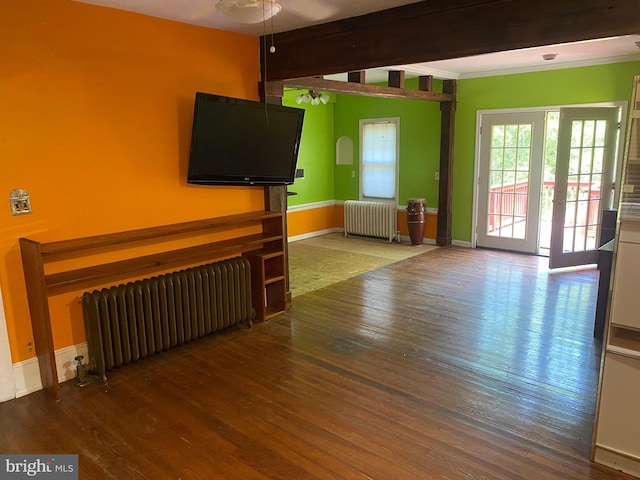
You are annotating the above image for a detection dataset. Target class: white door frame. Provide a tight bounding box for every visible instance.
[476,111,545,253]
[0,286,16,402]
[549,107,620,268]
[472,102,627,249]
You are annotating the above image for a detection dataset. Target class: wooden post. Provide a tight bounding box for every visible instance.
[265,75,456,247]
[261,81,292,301]
[437,80,457,246]
[388,70,405,88]
[348,71,366,84]
[419,75,433,92]
[19,239,60,401]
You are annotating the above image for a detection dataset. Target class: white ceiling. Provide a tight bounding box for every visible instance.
[73,0,425,36]
[329,35,640,82]
[73,0,640,80]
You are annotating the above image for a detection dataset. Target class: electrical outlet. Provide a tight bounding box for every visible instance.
[435,172,440,181]
[9,189,32,216]
[11,199,32,215]
[351,170,356,178]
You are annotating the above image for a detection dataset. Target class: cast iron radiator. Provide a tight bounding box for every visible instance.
[344,200,398,242]
[81,257,254,382]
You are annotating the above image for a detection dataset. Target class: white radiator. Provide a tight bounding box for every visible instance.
[344,200,398,242]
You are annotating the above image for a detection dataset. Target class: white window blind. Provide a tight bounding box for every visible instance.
[360,119,398,200]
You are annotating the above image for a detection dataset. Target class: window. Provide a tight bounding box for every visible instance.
[360,118,399,202]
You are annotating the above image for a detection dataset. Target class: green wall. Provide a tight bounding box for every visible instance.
[283,90,335,206]
[334,79,441,207]
[333,78,443,208]
[284,79,444,209]
[282,62,640,243]
[453,61,640,242]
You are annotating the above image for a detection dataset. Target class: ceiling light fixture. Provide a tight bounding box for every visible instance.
[295,90,330,106]
[216,0,282,24]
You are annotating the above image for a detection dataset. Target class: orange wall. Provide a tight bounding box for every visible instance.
[287,206,343,237]
[397,211,438,240]
[288,205,437,241]
[0,0,261,362]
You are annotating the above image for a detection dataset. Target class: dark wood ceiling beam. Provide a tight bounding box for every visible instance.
[347,71,366,83]
[419,76,433,93]
[260,0,640,81]
[265,76,455,103]
[388,71,405,89]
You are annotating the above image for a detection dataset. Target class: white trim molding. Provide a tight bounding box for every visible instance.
[594,444,640,478]
[288,199,439,216]
[289,228,342,243]
[13,342,88,399]
[452,239,473,248]
[0,286,16,402]
[281,199,467,247]
[12,357,40,398]
[397,235,437,245]
[398,205,438,215]
[286,200,336,213]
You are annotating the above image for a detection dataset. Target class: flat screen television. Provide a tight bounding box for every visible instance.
[187,92,305,186]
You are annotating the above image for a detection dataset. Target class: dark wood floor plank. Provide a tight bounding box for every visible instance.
[0,246,634,479]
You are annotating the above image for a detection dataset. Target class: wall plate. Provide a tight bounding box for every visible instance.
[9,189,32,216]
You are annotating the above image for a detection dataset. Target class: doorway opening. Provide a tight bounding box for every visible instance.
[475,104,624,268]
[538,111,559,256]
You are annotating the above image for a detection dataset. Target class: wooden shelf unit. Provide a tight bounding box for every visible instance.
[621,77,640,204]
[244,250,286,321]
[592,225,640,476]
[19,210,286,401]
[592,76,640,476]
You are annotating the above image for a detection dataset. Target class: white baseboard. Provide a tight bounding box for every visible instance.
[0,287,16,402]
[452,239,472,248]
[12,357,40,398]
[594,444,640,478]
[290,232,472,248]
[12,342,88,399]
[56,343,88,384]
[397,235,437,245]
[289,228,342,243]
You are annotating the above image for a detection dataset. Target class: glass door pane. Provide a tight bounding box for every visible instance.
[487,123,531,240]
[476,112,544,254]
[549,107,619,269]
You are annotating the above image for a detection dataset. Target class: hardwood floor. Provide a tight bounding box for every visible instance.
[0,247,633,479]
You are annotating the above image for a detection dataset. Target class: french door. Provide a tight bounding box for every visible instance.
[476,112,545,253]
[549,108,619,268]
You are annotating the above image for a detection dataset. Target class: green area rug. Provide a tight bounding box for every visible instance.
[288,233,438,297]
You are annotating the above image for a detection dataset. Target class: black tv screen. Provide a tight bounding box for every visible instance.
[187,92,305,186]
